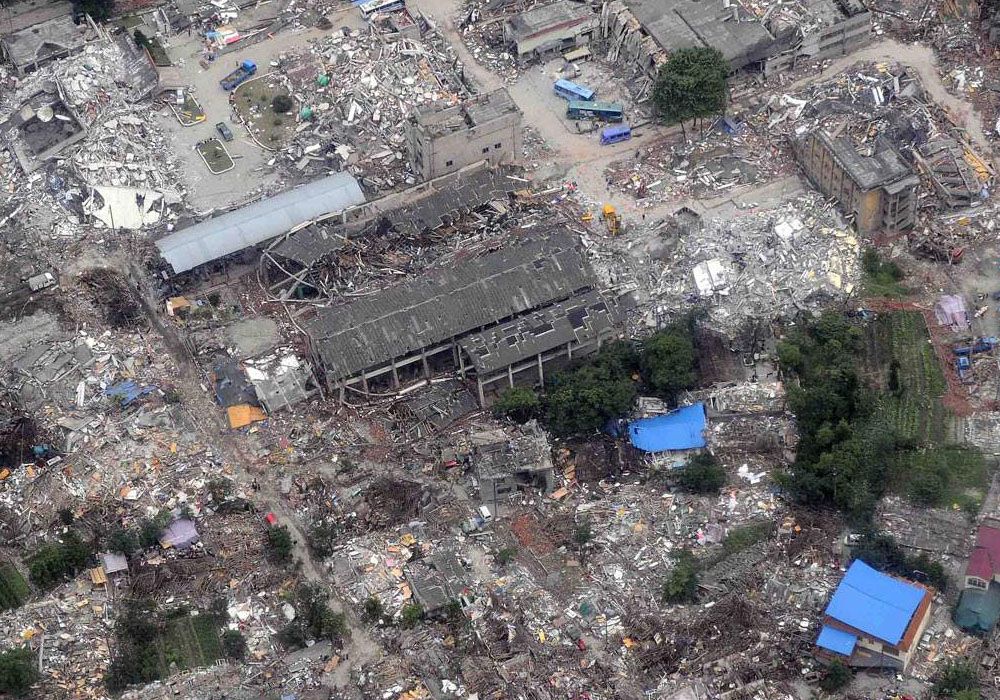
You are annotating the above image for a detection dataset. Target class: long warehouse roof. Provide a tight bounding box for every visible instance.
[155,173,365,274]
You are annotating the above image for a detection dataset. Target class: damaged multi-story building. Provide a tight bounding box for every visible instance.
[503,1,598,64]
[300,232,622,405]
[0,14,101,75]
[794,130,919,234]
[599,0,871,85]
[405,88,522,181]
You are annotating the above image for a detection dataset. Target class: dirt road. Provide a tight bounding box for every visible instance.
[120,256,379,693]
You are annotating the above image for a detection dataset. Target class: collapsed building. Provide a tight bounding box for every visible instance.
[599,0,871,86]
[794,130,919,234]
[405,88,522,181]
[0,83,88,174]
[503,2,599,64]
[300,232,623,405]
[472,421,556,513]
[0,14,101,75]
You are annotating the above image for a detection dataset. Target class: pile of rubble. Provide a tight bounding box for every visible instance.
[589,193,860,334]
[275,21,468,191]
[457,0,530,82]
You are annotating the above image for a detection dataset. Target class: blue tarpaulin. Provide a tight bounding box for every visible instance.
[628,403,707,452]
[824,560,926,646]
[105,380,155,406]
[816,625,858,656]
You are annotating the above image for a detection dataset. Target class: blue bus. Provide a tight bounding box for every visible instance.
[554,79,595,102]
[566,101,624,122]
[600,125,632,145]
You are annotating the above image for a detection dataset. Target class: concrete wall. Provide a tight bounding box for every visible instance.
[408,110,522,181]
[505,16,598,62]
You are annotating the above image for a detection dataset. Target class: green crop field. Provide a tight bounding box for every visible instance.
[155,615,223,676]
[0,563,29,611]
[866,311,989,508]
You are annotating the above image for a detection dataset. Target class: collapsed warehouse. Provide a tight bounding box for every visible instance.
[299,232,622,404]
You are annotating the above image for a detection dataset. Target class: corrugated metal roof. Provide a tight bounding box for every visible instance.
[460,290,621,374]
[304,233,594,382]
[628,403,707,452]
[155,173,365,273]
[816,625,857,656]
[824,560,926,646]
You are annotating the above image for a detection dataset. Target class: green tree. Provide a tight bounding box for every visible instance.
[362,596,385,624]
[106,527,138,555]
[492,386,540,423]
[272,95,294,114]
[137,511,171,550]
[0,647,38,697]
[819,659,852,692]
[221,630,247,660]
[495,547,517,566]
[677,452,726,493]
[28,531,92,589]
[953,691,980,700]
[544,363,636,436]
[934,660,979,698]
[662,549,698,604]
[652,47,728,137]
[266,526,294,566]
[400,603,424,629]
[640,327,696,402]
[573,520,593,546]
[77,0,115,22]
[133,29,149,47]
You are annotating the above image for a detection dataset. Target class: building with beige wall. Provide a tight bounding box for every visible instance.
[405,89,521,181]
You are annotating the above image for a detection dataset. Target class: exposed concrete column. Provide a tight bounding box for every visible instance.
[508,364,514,388]
[421,349,430,378]
[457,347,467,379]
[361,373,370,394]
[537,353,544,385]
[566,341,573,361]
[477,377,485,406]
[390,359,400,389]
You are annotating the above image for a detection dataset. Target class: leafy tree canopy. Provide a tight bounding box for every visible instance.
[653,47,728,127]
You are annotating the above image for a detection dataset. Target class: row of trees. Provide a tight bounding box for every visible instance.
[493,319,699,437]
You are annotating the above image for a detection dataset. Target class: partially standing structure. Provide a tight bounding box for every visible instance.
[405,89,522,181]
[154,173,366,275]
[794,131,918,234]
[301,232,622,405]
[627,402,708,467]
[503,2,598,64]
[815,560,932,671]
[0,14,100,75]
[954,521,1000,634]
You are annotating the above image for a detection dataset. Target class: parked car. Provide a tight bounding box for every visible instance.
[216,122,234,141]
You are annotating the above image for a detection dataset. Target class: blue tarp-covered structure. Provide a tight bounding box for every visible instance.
[628,403,707,452]
[105,380,155,406]
[816,560,927,656]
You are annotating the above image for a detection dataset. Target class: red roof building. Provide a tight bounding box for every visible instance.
[965,523,1000,588]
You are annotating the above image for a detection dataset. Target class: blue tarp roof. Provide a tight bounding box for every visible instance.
[824,560,926,646]
[816,625,858,656]
[628,403,707,452]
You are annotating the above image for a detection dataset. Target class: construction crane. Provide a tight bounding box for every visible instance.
[602,204,619,235]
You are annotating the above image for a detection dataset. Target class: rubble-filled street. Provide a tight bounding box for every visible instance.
[7,0,1000,697]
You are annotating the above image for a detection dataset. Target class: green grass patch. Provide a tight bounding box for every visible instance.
[903,446,988,509]
[233,81,296,147]
[721,521,773,556]
[155,615,222,676]
[862,247,907,298]
[196,138,234,174]
[0,563,29,611]
[146,38,171,67]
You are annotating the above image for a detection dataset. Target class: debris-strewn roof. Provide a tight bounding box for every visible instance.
[304,233,594,382]
[628,403,707,452]
[155,173,365,273]
[0,15,88,68]
[505,2,594,41]
[822,560,927,646]
[622,0,775,67]
[817,132,916,190]
[967,524,1000,581]
[460,289,621,374]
